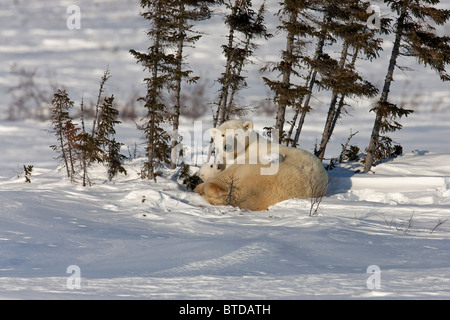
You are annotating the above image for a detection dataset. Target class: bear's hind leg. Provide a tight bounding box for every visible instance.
[203,182,228,205]
[194,183,205,195]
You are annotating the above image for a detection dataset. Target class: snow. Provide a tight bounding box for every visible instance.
[1,0,450,300]
[1,113,450,299]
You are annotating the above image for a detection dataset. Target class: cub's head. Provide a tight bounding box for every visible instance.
[209,120,254,164]
[198,163,226,181]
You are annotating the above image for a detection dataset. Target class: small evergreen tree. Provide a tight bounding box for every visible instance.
[262,0,313,144]
[96,95,120,150]
[96,95,127,181]
[265,0,365,146]
[77,70,127,185]
[364,0,450,172]
[49,89,77,181]
[214,0,272,126]
[130,0,173,181]
[92,68,111,137]
[131,1,219,172]
[314,0,383,161]
[23,165,33,183]
[208,0,271,161]
[284,0,338,146]
[167,0,218,169]
[78,97,103,186]
[50,70,126,185]
[107,138,127,181]
[76,131,103,186]
[221,176,242,207]
[62,119,80,181]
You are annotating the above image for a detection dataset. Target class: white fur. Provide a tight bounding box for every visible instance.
[209,120,255,164]
[199,153,285,182]
[196,120,329,210]
[199,164,223,181]
[262,152,285,164]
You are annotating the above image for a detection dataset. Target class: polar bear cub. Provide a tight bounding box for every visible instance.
[198,163,225,182]
[199,152,285,182]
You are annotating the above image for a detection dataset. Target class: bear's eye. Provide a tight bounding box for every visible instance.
[221,134,225,137]
[210,164,213,168]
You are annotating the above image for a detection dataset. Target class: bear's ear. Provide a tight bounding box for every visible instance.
[243,121,253,131]
[209,128,218,140]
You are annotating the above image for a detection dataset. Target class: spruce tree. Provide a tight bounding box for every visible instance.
[78,97,103,186]
[131,1,220,177]
[264,0,360,146]
[96,95,127,180]
[214,0,271,126]
[49,89,77,181]
[62,119,80,182]
[314,0,383,161]
[107,138,127,181]
[262,0,312,144]
[168,0,218,169]
[130,0,174,181]
[207,0,271,161]
[364,0,450,172]
[96,95,120,151]
[287,0,344,147]
[50,70,126,185]
[287,14,328,147]
[77,70,128,185]
[92,68,111,137]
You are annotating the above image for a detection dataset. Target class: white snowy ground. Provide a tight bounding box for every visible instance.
[1,0,450,300]
[0,110,450,299]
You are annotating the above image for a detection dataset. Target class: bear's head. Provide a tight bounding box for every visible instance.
[209,120,254,164]
[198,163,226,181]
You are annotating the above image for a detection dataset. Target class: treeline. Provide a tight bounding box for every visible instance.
[129,0,449,175]
[48,0,450,181]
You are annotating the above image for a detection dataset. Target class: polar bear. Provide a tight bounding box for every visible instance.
[195,120,328,210]
[195,162,318,210]
[209,120,327,177]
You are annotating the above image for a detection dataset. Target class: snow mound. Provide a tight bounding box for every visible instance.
[328,152,450,206]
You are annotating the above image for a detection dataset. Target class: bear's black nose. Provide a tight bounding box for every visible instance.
[224,144,233,152]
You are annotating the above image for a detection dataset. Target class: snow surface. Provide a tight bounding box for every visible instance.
[1,112,450,299]
[1,0,450,300]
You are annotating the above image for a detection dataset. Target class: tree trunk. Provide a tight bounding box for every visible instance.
[80,99,87,186]
[218,27,235,126]
[91,68,110,137]
[209,1,240,162]
[290,14,328,147]
[146,10,162,181]
[364,9,406,173]
[147,109,156,181]
[170,3,185,170]
[58,118,70,179]
[329,49,359,139]
[316,34,352,161]
[286,68,311,143]
[225,35,251,122]
[218,0,242,126]
[208,23,235,163]
[274,9,296,144]
[291,69,316,147]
